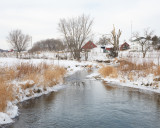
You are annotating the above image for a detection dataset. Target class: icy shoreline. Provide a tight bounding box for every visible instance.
[1,57,160,125]
[0,84,66,125]
[0,58,98,125]
[87,71,160,94]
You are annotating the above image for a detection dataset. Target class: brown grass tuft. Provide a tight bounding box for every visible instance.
[99,66,118,78]
[118,60,154,72]
[154,66,160,76]
[20,81,35,90]
[43,65,66,87]
[0,78,14,112]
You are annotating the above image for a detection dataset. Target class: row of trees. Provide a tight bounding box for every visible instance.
[7,14,160,59]
[29,38,65,52]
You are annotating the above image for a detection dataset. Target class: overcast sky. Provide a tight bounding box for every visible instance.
[0,0,160,49]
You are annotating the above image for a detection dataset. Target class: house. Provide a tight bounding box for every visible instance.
[82,41,97,52]
[8,49,14,52]
[91,45,105,53]
[105,44,113,51]
[131,37,153,52]
[120,42,130,51]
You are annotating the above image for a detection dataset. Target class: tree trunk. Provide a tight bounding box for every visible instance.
[143,52,145,58]
[16,52,19,58]
[85,51,88,61]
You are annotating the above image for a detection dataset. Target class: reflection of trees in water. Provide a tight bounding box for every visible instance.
[72,81,85,86]
[102,81,117,91]
[18,92,58,109]
[102,80,160,115]
[126,87,160,114]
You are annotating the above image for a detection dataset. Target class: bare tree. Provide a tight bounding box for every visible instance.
[106,25,122,57]
[7,29,30,58]
[133,28,153,58]
[97,35,109,45]
[58,14,93,60]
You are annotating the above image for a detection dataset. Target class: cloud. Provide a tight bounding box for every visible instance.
[0,0,160,49]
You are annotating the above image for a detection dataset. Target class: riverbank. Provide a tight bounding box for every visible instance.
[0,58,98,125]
[1,57,160,125]
[88,58,160,94]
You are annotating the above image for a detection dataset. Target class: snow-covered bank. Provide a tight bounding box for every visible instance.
[0,58,99,125]
[0,84,66,125]
[88,66,160,94]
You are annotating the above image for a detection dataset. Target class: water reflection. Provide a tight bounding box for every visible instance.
[3,70,160,128]
[102,81,117,91]
[102,79,160,123]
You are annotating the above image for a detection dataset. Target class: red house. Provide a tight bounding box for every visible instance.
[120,42,130,51]
[106,45,113,51]
[82,41,97,51]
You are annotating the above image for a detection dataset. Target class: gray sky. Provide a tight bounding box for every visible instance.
[0,0,160,49]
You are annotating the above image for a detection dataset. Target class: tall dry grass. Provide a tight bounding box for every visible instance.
[0,62,66,112]
[118,60,154,72]
[118,60,155,78]
[154,66,160,76]
[99,59,155,82]
[43,65,66,87]
[99,66,118,78]
[0,78,14,112]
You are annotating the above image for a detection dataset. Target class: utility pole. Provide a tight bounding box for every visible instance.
[30,36,32,58]
[30,36,32,48]
[131,20,133,42]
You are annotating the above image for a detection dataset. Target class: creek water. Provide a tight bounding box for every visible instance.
[3,70,160,128]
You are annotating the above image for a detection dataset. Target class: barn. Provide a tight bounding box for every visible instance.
[82,41,97,51]
[120,42,130,51]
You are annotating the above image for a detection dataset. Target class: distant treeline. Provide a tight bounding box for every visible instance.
[29,38,66,52]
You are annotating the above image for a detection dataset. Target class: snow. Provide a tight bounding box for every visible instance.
[0,58,99,125]
[6,102,18,119]
[1,50,160,125]
[87,71,160,94]
[0,112,13,125]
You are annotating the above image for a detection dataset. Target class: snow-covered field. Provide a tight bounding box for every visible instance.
[0,51,110,61]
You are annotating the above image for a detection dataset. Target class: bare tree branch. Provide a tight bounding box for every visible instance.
[58,14,93,60]
[132,28,153,58]
[7,29,31,58]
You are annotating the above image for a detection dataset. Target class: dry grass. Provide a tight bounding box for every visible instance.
[16,63,41,78]
[128,72,134,81]
[0,62,67,112]
[154,66,160,76]
[20,82,35,90]
[118,60,155,78]
[43,65,66,87]
[99,66,118,78]
[0,78,14,112]
[99,59,156,83]
[118,60,154,72]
